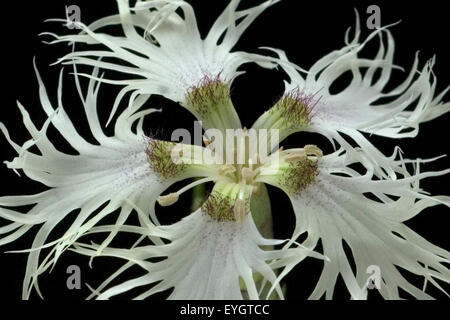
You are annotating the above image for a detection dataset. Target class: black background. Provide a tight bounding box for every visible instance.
[0,0,449,301]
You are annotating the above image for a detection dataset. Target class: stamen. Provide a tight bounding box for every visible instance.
[233,198,246,222]
[157,177,213,207]
[285,145,322,163]
[157,193,179,207]
[219,164,236,176]
[203,135,211,147]
[176,177,213,196]
[241,167,254,181]
[285,150,307,163]
[304,144,323,157]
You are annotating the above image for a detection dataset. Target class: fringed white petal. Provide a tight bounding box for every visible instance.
[262,150,450,299]
[282,24,449,134]
[272,23,449,176]
[73,208,322,300]
[47,0,277,117]
[0,64,189,299]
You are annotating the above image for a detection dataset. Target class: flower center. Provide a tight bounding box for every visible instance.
[214,128,267,189]
[149,126,322,222]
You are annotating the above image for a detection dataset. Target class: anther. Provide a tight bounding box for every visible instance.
[241,167,254,182]
[304,145,323,157]
[203,135,211,147]
[157,193,179,207]
[285,150,307,163]
[219,164,236,176]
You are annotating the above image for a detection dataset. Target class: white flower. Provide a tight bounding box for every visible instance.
[45,0,278,130]
[253,20,450,177]
[1,0,450,301]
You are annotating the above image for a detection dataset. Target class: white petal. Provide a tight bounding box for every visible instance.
[267,23,449,176]
[262,150,450,299]
[73,208,321,300]
[49,0,277,117]
[282,25,449,135]
[0,65,192,298]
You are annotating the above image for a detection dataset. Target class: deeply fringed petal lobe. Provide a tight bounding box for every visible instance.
[73,208,323,300]
[46,0,278,127]
[259,149,450,299]
[253,22,450,177]
[0,64,201,298]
